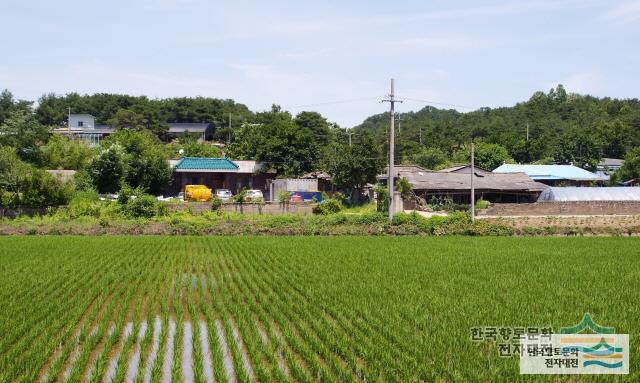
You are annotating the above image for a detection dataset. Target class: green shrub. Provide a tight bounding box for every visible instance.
[475,199,490,209]
[211,196,223,211]
[395,177,412,200]
[277,191,290,205]
[312,199,343,215]
[67,189,102,218]
[122,194,164,218]
[374,184,389,212]
[429,196,468,212]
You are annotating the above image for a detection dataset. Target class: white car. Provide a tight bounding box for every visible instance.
[215,189,233,201]
[245,189,264,201]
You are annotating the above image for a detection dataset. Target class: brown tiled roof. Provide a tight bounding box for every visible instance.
[402,170,547,192]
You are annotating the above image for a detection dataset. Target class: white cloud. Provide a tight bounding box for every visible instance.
[605,1,640,24]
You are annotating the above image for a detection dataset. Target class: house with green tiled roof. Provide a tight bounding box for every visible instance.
[171,157,275,195]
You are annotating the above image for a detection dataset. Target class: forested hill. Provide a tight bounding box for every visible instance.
[35,93,255,140]
[354,85,640,169]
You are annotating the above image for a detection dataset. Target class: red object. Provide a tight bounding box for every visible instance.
[290,194,303,204]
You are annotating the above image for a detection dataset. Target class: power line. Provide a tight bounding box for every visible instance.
[282,96,383,110]
[399,97,477,110]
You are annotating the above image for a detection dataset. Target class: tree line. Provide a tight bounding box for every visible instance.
[1,85,640,208]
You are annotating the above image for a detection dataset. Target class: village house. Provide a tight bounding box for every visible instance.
[53,114,214,146]
[171,157,275,196]
[379,165,547,204]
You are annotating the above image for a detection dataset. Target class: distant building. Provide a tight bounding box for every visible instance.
[492,164,605,186]
[597,158,624,172]
[378,165,547,203]
[53,114,214,146]
[171,157,275,196]
[438,164,491,175]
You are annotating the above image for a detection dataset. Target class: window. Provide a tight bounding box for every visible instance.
[77,121,84,127]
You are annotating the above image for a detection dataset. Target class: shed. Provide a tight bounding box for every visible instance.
[538,187,640,202]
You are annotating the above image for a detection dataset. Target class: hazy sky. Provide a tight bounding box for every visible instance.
[1,0,639,126]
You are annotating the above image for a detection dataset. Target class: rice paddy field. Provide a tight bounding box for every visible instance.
[1,236,639,382]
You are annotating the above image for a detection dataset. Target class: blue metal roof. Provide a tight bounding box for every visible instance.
[493,164,602,181]
[174,157,239,171]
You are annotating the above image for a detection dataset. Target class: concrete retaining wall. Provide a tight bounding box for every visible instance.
[480,201,640,216]
[167,202,314,215]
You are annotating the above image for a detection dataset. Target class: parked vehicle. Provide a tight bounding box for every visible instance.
[184,185,212,202]
[245,189,264,202]
[215,189,233,202]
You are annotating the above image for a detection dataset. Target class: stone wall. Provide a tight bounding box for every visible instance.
[480,201,640,216]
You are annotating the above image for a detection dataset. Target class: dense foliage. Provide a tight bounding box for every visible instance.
[355,85,640,170]
[0,84,639,208]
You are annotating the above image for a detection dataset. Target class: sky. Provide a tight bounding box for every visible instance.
[1,0,639,126]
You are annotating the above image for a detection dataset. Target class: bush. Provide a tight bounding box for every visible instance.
[116,185,165,218]
[396,177,412,200]
[429,196,468,212]
[211,196,223,211]
[67,189,102,218]
[19,169,75,207]
[277,191,290,205]
[122,194,165,218]
[312,198,344,215]
[374,184,388,212]
[475,199,490,209]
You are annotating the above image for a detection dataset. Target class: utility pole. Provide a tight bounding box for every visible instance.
[227,114,232,143]
[382,79,402,221]
[347,128,353,147]
[470,141,475,222]
[68,107,71,135]
[419,126,423,145]
[526,122,529,141]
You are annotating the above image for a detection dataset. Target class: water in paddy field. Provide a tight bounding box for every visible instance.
[143,316,162,383]
[40,315,255,382]
[199,320,215,383]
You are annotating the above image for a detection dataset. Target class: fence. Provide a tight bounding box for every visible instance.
[479,201,640,216]
[167,202,314,215]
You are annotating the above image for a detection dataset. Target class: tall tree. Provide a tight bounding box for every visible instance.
[294,111,330,145]
[229,106,318,176]
[322,136,383,202]
[0,110,50,163]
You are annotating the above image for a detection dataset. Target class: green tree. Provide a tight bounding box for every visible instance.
[323,136,383,203]
[40,134,94,170]
[108,108,169,140]
[103,130,172,194]
[554,130,601,170]
[615,147,640,182]
[88,145,126,193]
[0,89,32,125]
[294,111,330,145]
[455,142,514,171]
[0,146,31,205]
[410,147,450,170]
[0,110,50,163]
[230,107,318,176]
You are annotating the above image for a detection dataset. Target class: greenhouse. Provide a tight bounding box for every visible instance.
[538,187,640,201]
